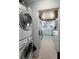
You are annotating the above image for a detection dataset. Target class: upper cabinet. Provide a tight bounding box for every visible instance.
[39,8,59,21]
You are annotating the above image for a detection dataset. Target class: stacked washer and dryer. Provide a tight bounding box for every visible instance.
[19,2,33,59]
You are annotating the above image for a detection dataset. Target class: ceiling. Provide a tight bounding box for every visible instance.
[25,0,50,3]
[25,0,60,4]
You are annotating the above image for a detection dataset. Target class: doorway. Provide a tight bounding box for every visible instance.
[36,8,60,59]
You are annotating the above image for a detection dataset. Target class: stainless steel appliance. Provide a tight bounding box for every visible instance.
[19,3,33,59]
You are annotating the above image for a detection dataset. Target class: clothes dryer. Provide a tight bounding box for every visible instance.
[19,3,33,59]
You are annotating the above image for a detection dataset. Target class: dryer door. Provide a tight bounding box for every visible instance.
[19,12,32,31]
[20,43,33,59]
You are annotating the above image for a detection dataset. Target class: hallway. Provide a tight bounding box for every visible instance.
[33,36,57,59]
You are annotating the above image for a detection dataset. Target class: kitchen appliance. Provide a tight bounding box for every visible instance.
[19,2,33,59]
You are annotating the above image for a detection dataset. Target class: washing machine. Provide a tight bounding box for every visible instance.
[19,3,33,59]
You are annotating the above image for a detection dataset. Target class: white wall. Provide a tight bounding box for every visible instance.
[32,10,41,57]
[27,0,60,56]
[53,18,60,52]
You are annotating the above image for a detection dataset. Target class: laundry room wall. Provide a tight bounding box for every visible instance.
[27,0,60,57]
